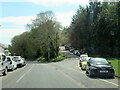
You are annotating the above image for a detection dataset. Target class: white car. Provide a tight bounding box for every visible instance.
[79,54,88,60]
[6,56,17,71]
[73,50,80,56]
[0,53,8,76]
[13,56,24,67]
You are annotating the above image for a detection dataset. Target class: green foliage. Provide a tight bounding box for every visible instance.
[9,11,61,60]
[36,57,46,62]
[69,2,120,58]
[108,58,120,77]
[36,54,67,62]
[50,54,67,62]
[60,27,70,46]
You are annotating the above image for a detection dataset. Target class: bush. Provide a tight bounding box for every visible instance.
[36,54,67,62]
[36,57,46,62]
[50,54,67,62]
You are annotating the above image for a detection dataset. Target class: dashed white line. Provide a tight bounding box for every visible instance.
[16,73,25,83]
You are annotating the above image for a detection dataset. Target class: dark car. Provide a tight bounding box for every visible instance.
[65,45,70,50]
[86,58,114,78]
[69,47,74,52]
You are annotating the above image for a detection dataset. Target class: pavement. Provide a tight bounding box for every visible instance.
[0,49,119,89]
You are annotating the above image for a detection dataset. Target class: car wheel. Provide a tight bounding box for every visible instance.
[20,64,22,68]
[3,67,8,76]
[88,71,93,77]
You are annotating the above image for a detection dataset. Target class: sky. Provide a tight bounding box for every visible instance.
[0,0,89,45]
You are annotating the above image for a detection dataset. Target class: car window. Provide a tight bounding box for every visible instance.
[7,57,11,61]
[2,55,6,61]
[14,57,19,60]
[82,58,89,62]
[91,58,108,64]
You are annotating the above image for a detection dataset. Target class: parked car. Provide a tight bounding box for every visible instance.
[81,57,91,70]
[13,56,24,67]
[0,53,8,76]
[73,50,80,56]
[69,47,75,52]
[6,56,17,71]
[22,58,26,66]
[86,58,114,78]
[65,45,70,50]
[79,54,88,67]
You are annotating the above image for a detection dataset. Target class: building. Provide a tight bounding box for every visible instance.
[0,43,6,53]
[0,43,11,56]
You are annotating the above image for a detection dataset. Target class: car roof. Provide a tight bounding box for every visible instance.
[13,56,21,57]
[0,53,5,55]
[6,56,11,58]
[80,54,88,57]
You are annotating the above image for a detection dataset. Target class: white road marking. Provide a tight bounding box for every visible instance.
[16,65,33,83]
[99,79,118,87]
[16,73,25,83]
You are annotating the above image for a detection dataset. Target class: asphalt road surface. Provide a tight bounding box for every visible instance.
[0,50,119,89]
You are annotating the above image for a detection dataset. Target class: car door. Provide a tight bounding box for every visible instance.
[11,58,17,68]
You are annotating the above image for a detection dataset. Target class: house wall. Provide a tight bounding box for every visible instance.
[0,43,6,53]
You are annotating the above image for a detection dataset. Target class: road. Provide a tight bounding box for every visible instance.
[0,50,119,89]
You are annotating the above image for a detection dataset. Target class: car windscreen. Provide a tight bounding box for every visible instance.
[14,57,19,60]
[91,58,108,65]
[82,58,89,62]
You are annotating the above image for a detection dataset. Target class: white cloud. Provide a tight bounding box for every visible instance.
[0,16,36,25]
[0,0,89,6]
[0,29,27,38]
[0,10,75,27]
[56,11,76,27]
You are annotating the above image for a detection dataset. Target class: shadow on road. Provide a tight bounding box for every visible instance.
[86,75,115,80]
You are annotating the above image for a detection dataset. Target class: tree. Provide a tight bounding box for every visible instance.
[10,11,61,60]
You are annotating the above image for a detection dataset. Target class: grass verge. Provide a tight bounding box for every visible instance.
[108,58,120,78]
[36,54,67,62]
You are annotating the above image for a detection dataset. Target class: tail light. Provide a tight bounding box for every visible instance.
[18,59,21,61]
[10,61,12,64]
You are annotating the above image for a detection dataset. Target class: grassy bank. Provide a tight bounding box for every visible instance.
[36,54,67,62]
[108,58,120,78]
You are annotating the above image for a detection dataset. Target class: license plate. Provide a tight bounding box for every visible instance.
[100,70,108,73]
